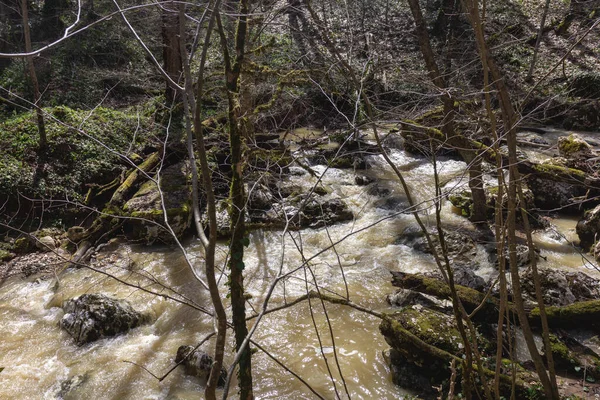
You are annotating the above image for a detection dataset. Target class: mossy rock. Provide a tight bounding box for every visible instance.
[122,162,192,243]
[14,237,32,254]
[558,134,596,160]
[389,305,463,356]
[0,249,15,262]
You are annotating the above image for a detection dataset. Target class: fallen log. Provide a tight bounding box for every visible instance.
[399,120,600,189]
[390,271,501,322]
[109,152,160,207]
[391,271,600,332]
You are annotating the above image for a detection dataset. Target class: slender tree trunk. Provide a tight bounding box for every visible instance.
[161,0,183,129]
[526,0,551,80]
[181,1,227,398]
[461,1,559,398]
[406,0,487,223]
[217,1,253,397]
[21,0,47,151]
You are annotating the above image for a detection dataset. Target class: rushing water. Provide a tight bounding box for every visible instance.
[1,136,598,399]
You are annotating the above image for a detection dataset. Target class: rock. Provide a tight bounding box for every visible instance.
[558,134,597,161]
[247,183,274,211]
[387,305,463,355]
[36,236,57,251]
[67,226,86,242]
[386,288,451,312]
[526,173,584,213]
[301,197,353,227]
[577,203,600,249]
[521,268,600,307]
[395,226,478,267]
[123,162,192,243]
[60,294,150,345]
[175,345,227,386]
[0,249,14,262]
[251,195,353,229]
[55,374,88,399]
[452,265,486,292]
[382,348,438,399]
[354,175,374,186]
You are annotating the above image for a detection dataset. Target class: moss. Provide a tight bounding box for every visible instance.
[530,300,600,329]
[128,204,191,219]
[0,106,156,201]
[0,249,15,262]
[532,162,586,181]
[14,237,32,254]
[394,306,463,355]
[559,134,591,156]
[329,156,354,169]
[449,192,473,218]
[548,334,578,370]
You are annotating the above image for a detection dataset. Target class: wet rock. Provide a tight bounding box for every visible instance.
[301,197,353,227]
[123,162,192,244]
[60,294,150,345]
[354,175,374,186]
[175,345,227,386]
[521,268,600,307]
[386,288,451,312]
[382,348,438,399]
[577,203,600,250]
[452,265,486,292]
[247,183,274,211]
[526,159,585,213]
[56,374,88,399]
[395,226,478,267]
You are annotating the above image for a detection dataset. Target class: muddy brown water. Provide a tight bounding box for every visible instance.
[1,136,598,399]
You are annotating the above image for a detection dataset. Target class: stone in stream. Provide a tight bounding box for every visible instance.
[577,203,600,250]
[175,345,227,386]
[122,162,192,244]
[60,294,150,345]
[521,268,600,307]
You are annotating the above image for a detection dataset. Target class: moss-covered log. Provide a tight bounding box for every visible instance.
[390,271,501,322]
[530,299,600,331]
[109,152,160,207]
[392,271,600,332]
[400,119,600,189]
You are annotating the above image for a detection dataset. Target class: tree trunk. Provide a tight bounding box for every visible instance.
[460,0,559,397]
[406,0,487,223]
[21,0,47,151]
[218,1,254,397]
[161,1,183,116]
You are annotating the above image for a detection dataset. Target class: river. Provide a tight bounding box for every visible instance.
[0,131,598,399]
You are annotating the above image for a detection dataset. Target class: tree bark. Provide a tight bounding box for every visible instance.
[217,1,254,397]
[21,0,47,151]
[406,0,488,223]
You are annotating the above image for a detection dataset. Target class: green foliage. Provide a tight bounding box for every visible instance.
[0,106,156,200]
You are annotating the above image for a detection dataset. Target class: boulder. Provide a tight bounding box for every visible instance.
[60,294,149,345]
[175,345,227,386]
[386,288,452,312]
[252,195,353,229]
[123,162,192,243]
[521,268,600,307]
[558,133,597,161]
[395,226,478,268]
[577,203,600,249]
[382,348,438,399]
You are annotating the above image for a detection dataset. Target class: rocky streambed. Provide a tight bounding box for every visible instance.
[1,127,600,398]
